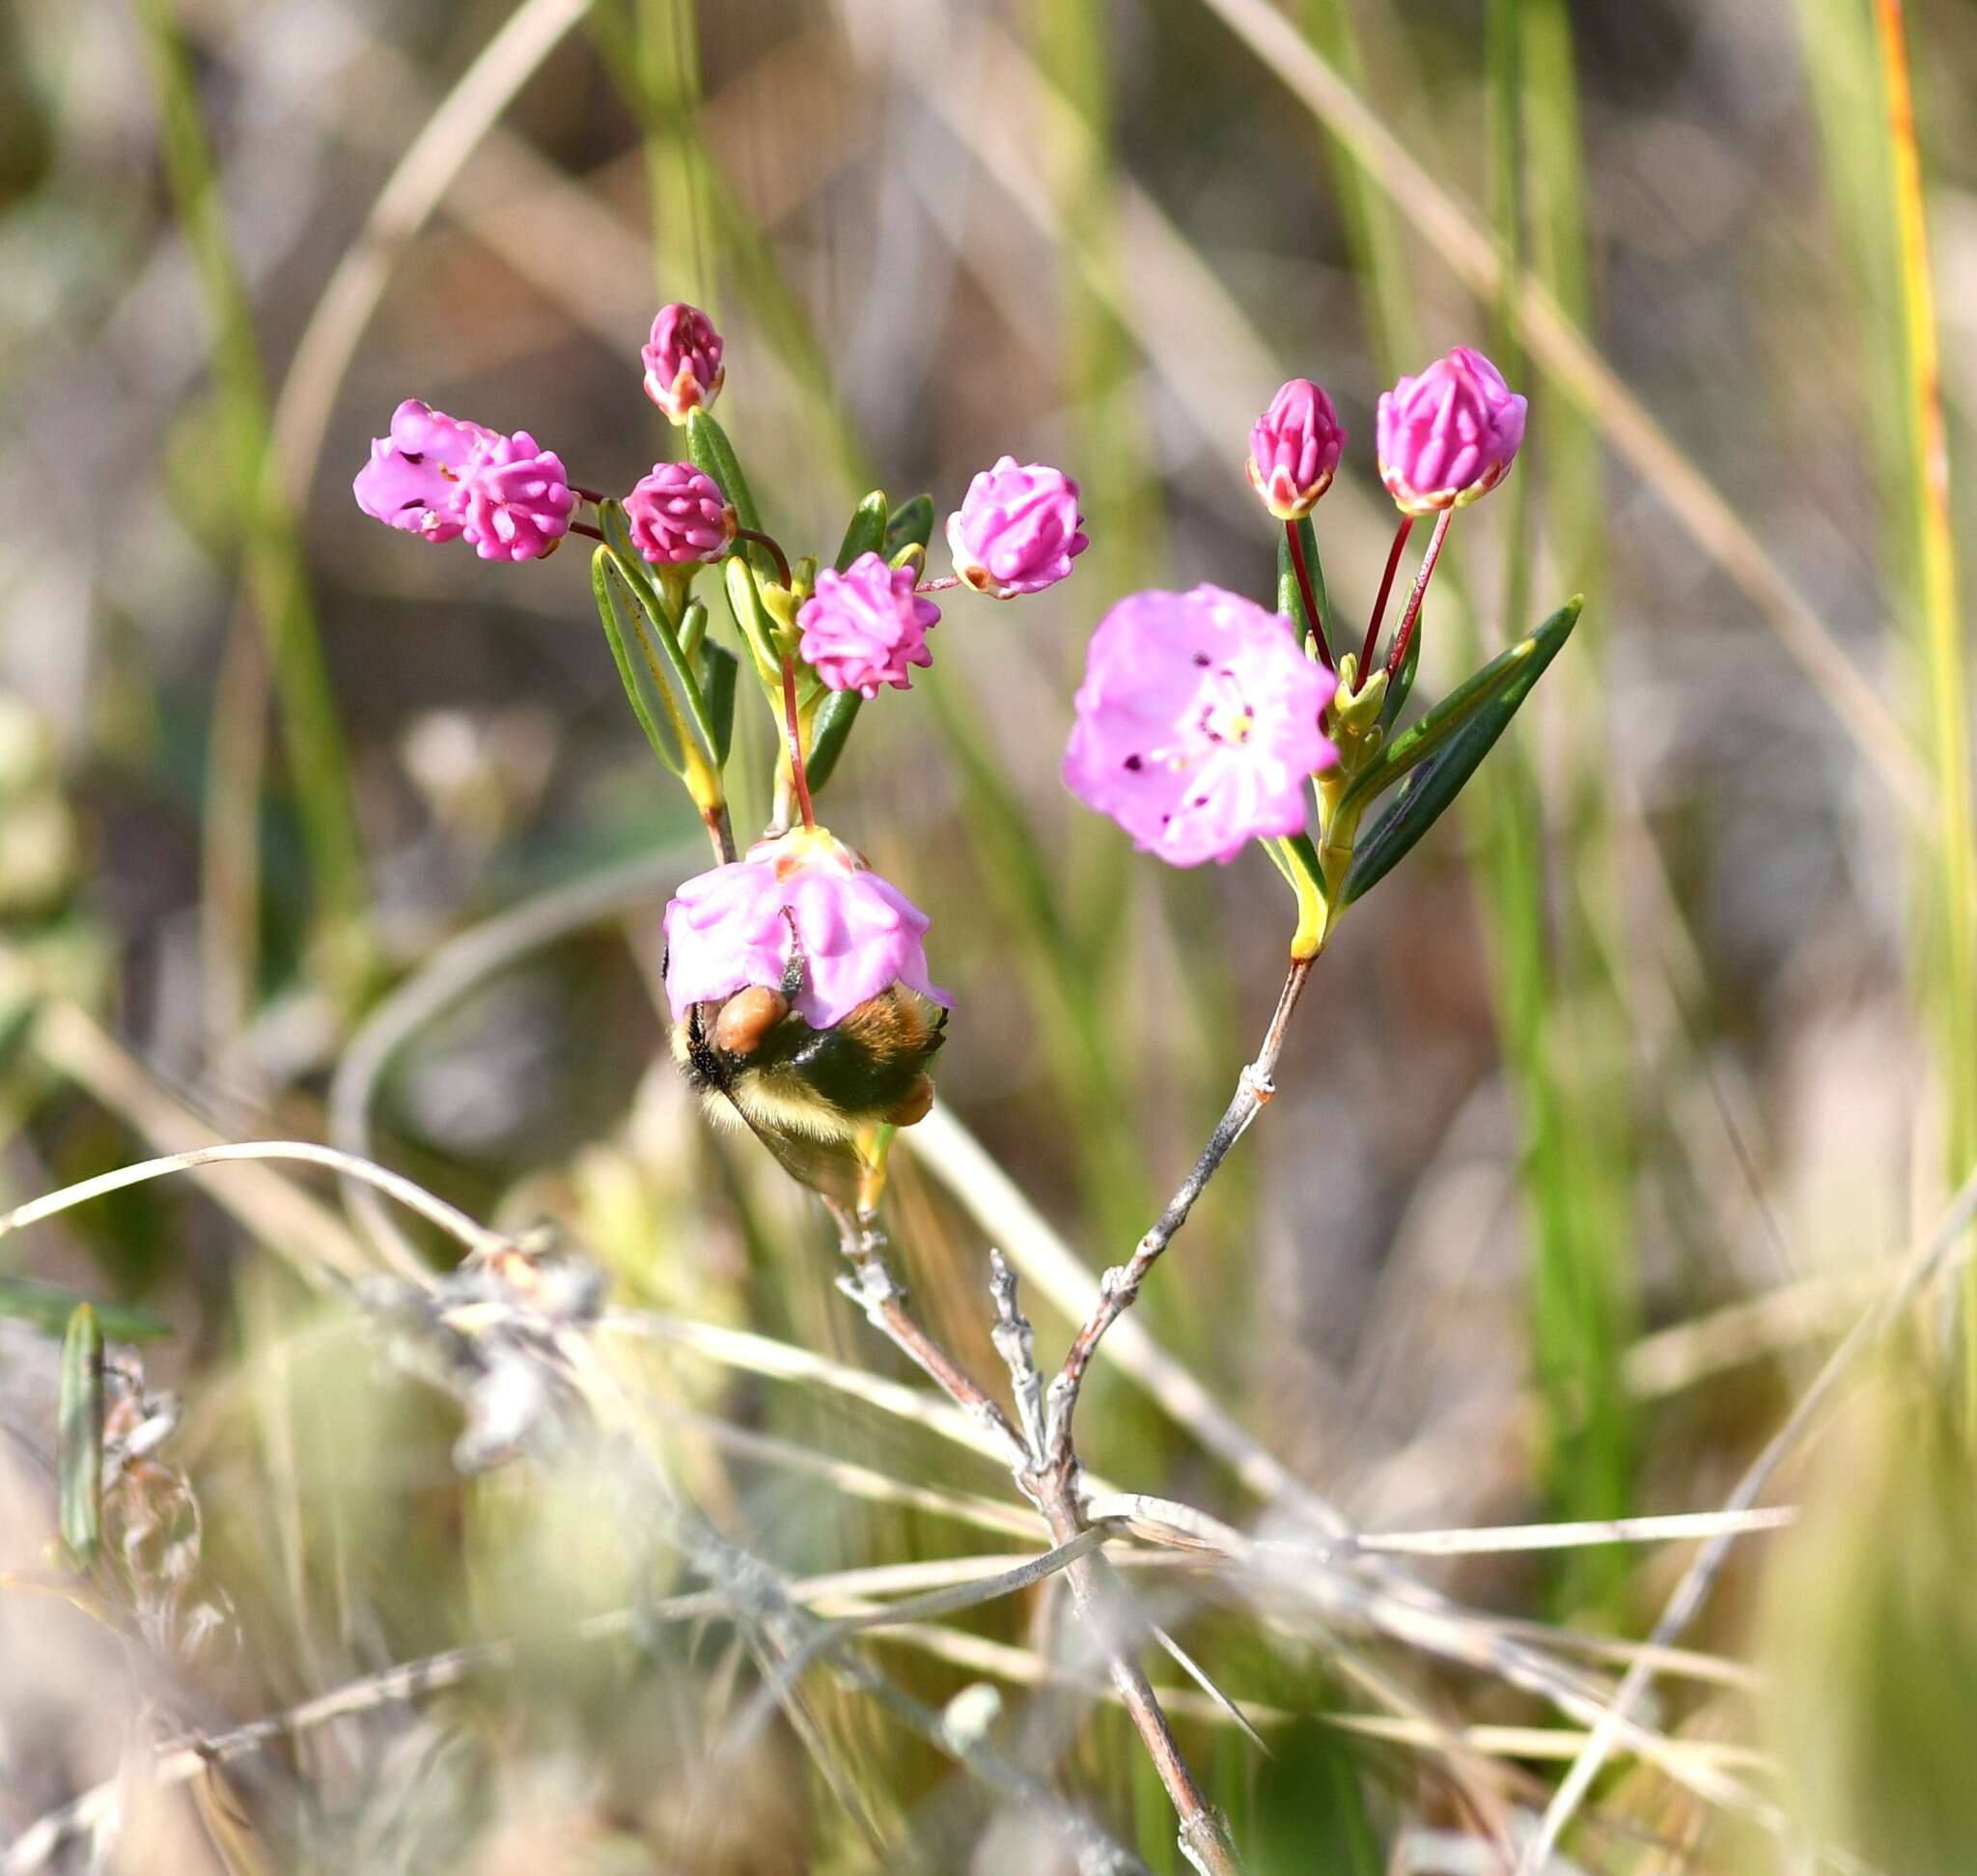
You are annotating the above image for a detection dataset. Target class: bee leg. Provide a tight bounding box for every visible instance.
[885,1075,935,1130]
[853,1125,893,1218]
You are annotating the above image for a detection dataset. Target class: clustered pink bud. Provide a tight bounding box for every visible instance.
[1063,585,1338,867]
[1246,378,1346,521]
[456,432,575,562]
[663,827,949,1031]
[944,458,1088,600]
[354,404,572,561]
[352,400,494,543]
[1376,347,1526,515]
[642,302,726,424]
[797,553,940,698]
[626,461,737,566]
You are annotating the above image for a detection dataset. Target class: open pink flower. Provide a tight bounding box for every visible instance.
[798,553,939,697]
[1246,378,1345,520]
[626,462,737,565]
[352,400,494,543]
[642,302,726,423]
[663,827,950,1031]
[945,458,1088,599]
[1064,585,1338,867]
[1377,347,1526,515]
[457,432,575,562]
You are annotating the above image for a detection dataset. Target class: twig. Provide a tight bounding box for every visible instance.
[1518,1158,1977,1872]
[822,1197,1029,1473]
[988,1247,1047,1461]
[1045,956,1314,1470]
[1026,1467,1244,1875]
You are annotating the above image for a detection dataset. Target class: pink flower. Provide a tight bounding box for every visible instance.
[1063,585,1338,867]
[626,462,737,565]
[642,302,726,423]
[352,399,494,543]
[663,827,950,1031]
[1376,347,1526,515]
[1246,378,1345,520]
[457,432,575,562]
[945,458,1089,599]
[798,553,939,698]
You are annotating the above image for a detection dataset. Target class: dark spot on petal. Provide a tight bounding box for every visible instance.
[399,499,424,511]
[403,451,425,464]
[1161,813,1172,825]
[1123,754,1144,770]
[1192,651,1211,667]
[1192,796,1209,807]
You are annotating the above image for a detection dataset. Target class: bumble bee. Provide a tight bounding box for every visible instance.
[670,951,947,1209]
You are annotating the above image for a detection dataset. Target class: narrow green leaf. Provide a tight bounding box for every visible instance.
[1275,518,1332,665]
[1342,598,1581,905]
[806,690,862,794]
[57,1303,103,1563]
[685,406,777,584]
[589,510,722,772]
[0,1276,170,1342]
[1378,621,1422,737]
[835,490,890,572]
[695,637,738,767]
[883,493,935,559]
[678,598,708,662]
[1338,598,1581,820]
[593,549,687,776]
[721,554,786,688]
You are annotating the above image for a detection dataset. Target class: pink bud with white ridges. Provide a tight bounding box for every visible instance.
[1376,347,1526,516]
[457,433,575,562]
[642,302,726,424]
[1246,378,1345,521]
[626,462,737,565]
[945,458,1088,600]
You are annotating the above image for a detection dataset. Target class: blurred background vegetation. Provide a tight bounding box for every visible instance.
[3,0,1976,1869]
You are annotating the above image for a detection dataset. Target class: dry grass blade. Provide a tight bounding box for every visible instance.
[1520,1160,1977,1870]
[1349,1507,1796,1558]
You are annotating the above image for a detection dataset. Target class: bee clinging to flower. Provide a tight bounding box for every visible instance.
[662,826,949,1209]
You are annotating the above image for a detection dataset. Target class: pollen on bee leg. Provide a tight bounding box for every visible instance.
[886,1075,935,1129]
[713,984,790,1055]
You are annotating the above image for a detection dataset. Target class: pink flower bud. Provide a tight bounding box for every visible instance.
[1376,347,1526,515]
[797,552,939,698]
[1063,584,1338,868]
[663,826,950,1032]
[1246,378,1346,520]
[456,432,576,563]
[945,457,1088,599]
[352,400,495,543]
[625,462,737,565]
[641,302,726,423]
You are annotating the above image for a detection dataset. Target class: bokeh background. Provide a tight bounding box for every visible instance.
[3,0,1976,1869]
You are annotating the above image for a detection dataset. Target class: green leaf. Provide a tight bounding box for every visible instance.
[57,1303,103,1563]
[806,689,862,794]
[1342,598,1581,906]
[835,490,889,572]
[684,408,762,534]
[721,554,786,688]
[1338,598,1581,821]
[593,550,687,777]
[0,1275,170,1342]
[883,493,935,560]
[695,638,739,767]
[1378,619,1422,737]
[1275,518,1333,665]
